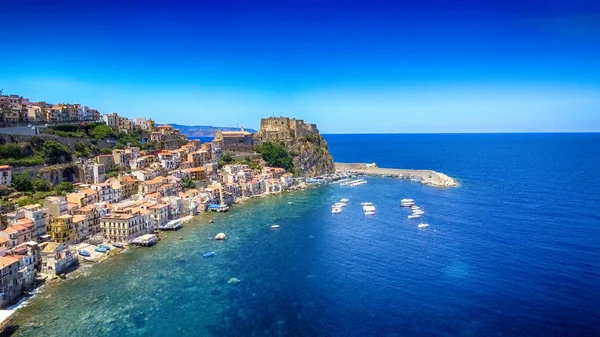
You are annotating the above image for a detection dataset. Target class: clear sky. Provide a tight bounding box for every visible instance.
[1,0,599,133]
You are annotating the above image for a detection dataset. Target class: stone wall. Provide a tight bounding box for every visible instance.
[255,117,319,142]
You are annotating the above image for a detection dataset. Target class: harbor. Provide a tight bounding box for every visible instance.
[335,162,459,187]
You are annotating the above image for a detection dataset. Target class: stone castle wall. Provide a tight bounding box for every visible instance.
[256,117,319,141]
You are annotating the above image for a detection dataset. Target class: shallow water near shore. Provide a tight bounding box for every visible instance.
[11,133,600,336]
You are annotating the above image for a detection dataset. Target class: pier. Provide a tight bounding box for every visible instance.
[335,163,458,187]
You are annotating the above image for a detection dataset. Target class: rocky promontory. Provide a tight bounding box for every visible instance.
[254,117,335,176]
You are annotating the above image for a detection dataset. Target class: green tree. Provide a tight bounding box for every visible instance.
[12,172,34,192]
[106,171,119,178]
[255,142,293,172]
[90,124,116,140]
[55,182,74,195]
[181,178,196,190]
[32,177,53,192]
[42,140,72,164]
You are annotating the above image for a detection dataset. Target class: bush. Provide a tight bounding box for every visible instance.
[182,178,196,190]
[32,177,53,192]
[42,140,72,164]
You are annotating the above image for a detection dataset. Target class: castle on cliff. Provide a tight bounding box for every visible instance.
[254,117,320,142]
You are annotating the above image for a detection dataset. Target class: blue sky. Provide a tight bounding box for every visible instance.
[1,0,599,133]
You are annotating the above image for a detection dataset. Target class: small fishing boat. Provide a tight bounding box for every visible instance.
[94,247,108,253]
[417,223,430,229]
[270,225,281,228]
[78,250,91,257]
[340,198,349,203]
[411,206,421,211]
[203,252,216,258]
[331,207,342,214]
[408,214,421,219]
[333,202,347,208]
[112,243,124,249]
[413,210,425,215]
[99,244,111,251]
[361,202,373,206]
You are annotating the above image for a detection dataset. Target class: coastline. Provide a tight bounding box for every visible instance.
[5,170,448,326]
[335,162,459,187]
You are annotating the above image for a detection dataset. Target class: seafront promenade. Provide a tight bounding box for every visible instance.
[335,163,458,187]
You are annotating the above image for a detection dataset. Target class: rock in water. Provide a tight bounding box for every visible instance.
[215,233,227,240]
[228,277,241,285]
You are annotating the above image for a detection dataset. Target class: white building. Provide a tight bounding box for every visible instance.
[0,165,11,186]
[93,163,106,184]
[91,183,121,204]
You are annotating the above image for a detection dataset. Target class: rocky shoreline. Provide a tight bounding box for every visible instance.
[335,163,459,187]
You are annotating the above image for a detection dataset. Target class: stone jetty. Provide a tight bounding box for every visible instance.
[335,163,459,188]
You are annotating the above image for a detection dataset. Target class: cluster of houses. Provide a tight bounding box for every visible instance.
[0,123,300,308]
[0,93,101,124]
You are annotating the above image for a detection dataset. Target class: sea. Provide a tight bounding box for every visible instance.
[8,133,600,337]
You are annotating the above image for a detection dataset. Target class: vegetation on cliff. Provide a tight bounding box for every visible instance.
[255,142,294,172]
[0,139,72,166]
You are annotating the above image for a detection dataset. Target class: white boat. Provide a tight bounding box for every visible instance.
[363,205,376,215]
[400,199,415,207]
[333,202,347,208]
[417,223,430,229]
[361,202,373,206]
[331,207,342,214]
[340,198,349,203]
[411,206,421,211]
[408,214,421,219]
[412,210,425,215]
[270,225,280,228]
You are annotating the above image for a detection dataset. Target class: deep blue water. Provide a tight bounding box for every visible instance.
[12,133,600,336]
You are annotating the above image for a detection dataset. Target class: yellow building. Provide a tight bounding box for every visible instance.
[49,215,75,243]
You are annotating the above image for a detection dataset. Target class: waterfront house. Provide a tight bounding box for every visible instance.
[0,256,22,308]
[140,202,169,227]
[49,215,75,243]
[73,204,101,236]
[40,242,77,277]
[73,215,88,243]
[99,209,153,243]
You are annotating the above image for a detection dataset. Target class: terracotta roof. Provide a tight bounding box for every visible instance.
[0,256,20,268]
[73,215,86,223]
[0,237,9,244]
[0,165,11,169]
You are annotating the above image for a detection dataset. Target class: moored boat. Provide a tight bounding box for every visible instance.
[94,247,108,253]
[401,199,415,207]
[270,225,280,228]
[408,214,421,219]
[331,207,342,214]
[112,243,124,249]
[203,252,216,258]
[340,198,349,203]
[417,223,430,229]
[78,250,91,257]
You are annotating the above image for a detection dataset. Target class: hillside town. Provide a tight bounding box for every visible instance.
[0,92,330,309]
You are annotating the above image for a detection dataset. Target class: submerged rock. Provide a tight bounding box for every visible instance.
[215,233,227,240]
[228,277,240,285]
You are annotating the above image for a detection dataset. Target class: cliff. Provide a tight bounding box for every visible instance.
[254,117,335,177]
[286,135,335,177]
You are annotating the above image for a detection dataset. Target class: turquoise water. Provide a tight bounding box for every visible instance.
[10,133,600,336]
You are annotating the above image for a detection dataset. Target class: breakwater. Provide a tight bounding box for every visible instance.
[335,162,458,187]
